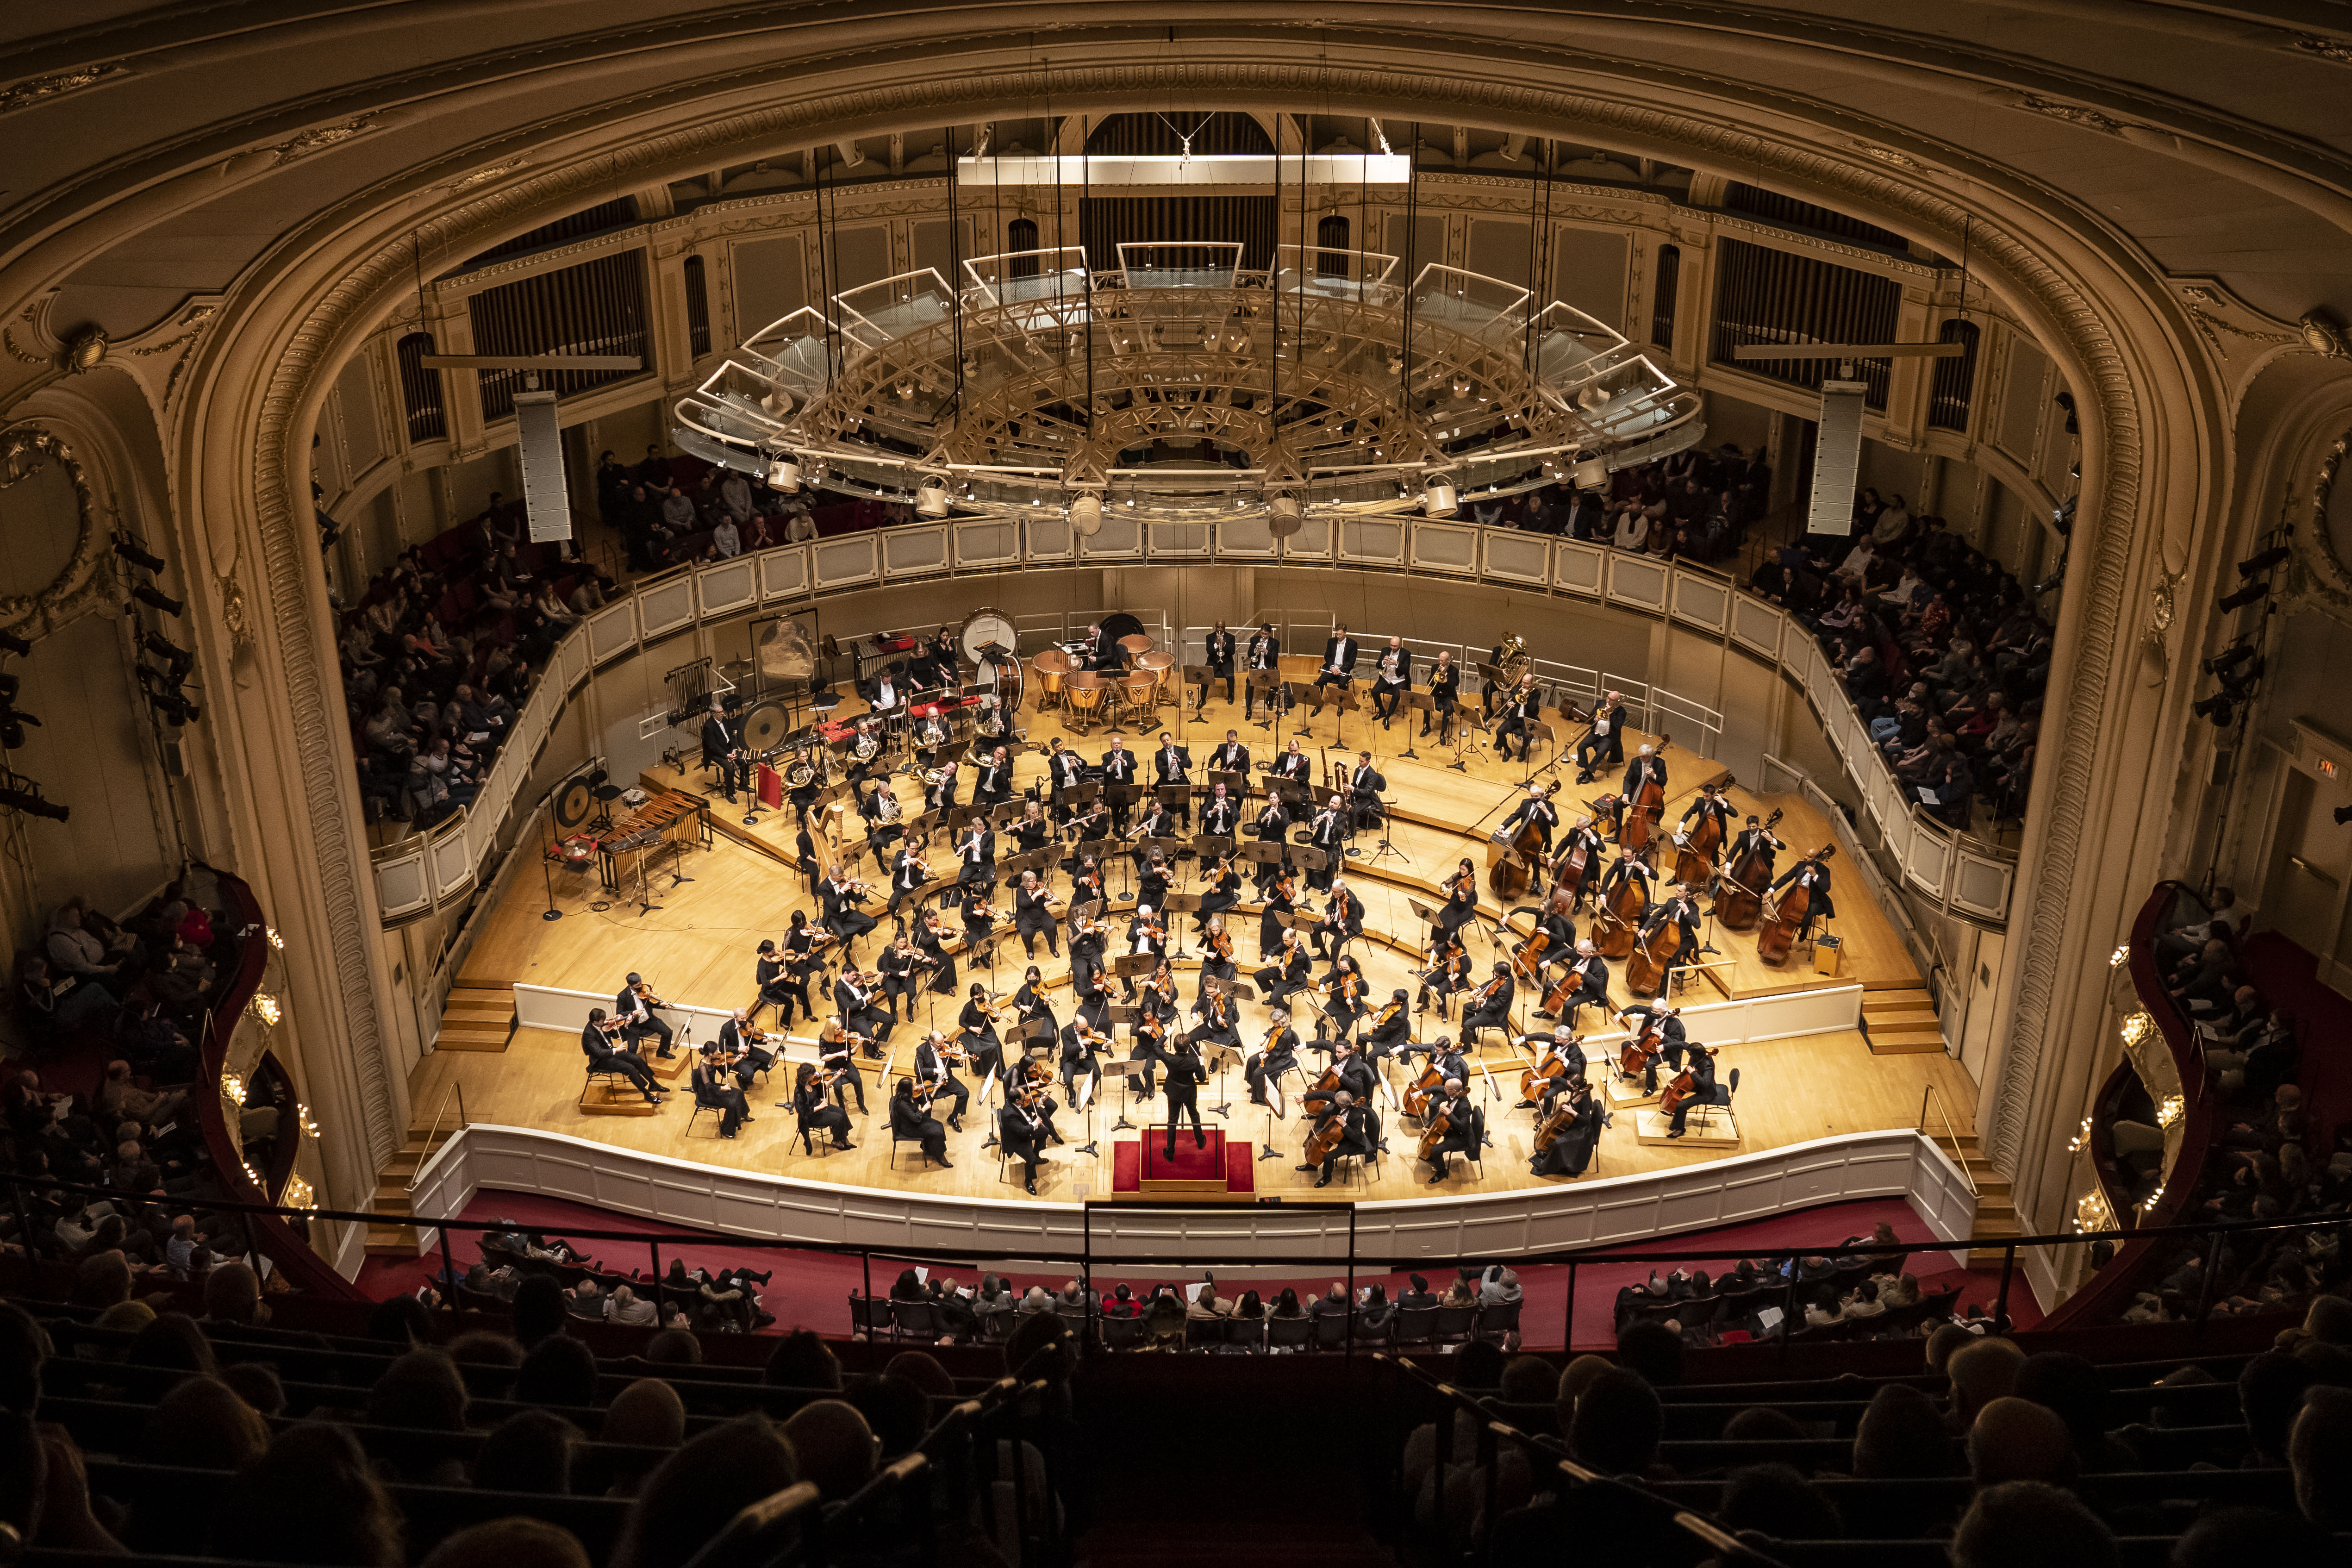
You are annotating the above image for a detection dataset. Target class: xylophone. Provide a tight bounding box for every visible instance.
[597,787,712,891]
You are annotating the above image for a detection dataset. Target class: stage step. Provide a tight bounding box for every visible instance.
[432,1025,512,1052]
[434,983,515,1052]
[1867,1028,1946,1055]
[364,1223,422,1257]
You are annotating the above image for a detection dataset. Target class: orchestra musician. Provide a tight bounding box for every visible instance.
[1136,843,1173,914]
[1272,735,1314,792]
[1346,752,1385,832]
[1514,1026,1587,1108]
[713,1008,776,1091]
[1498,782,1560,855]
[1244,623,1282,721]
[1316,1036,1382,1101]
[1305,794,1346,892]
[957,881,998,955]
[1554,817,1610,906]
[999,1082,1054,1193]
[886,842,931,916]
[1254,928,1312,1008]
[1770,850,1837,942]
[1619,1002,1690,1093]
[819,865,880,949]
[1459,962,1516,1049]
[1196,854,1243,929]
[1417,934,1473,1016]
[1363,988,1413,1060]
[1128,1008,1168,1099]
[1309,624,1359,714]
[1130,796,1178,860]
[1199,781,1241,841]
[923,753,961,814]
[1063,799,1112,861]
[1637,887,1705,997]
[1424,650,1460,742]
[1152,731,1193,827]
[1673,784,1738,868]
[1530,1076,1604,1178]
[1433,858,1480,945]
[1313,879,1365,962]
[877,931,924,1021]
[914,908,958,996]
[1572,689,1629,782]
[700,696,749,804]
[889,1077,951,1167]
[1198,914,1238,998]
[1727,815,1787,879]
[1046,738,1086,823]
[582,1009,665,1104]
[1210,730,1250,777]
[1250,797,1291,895]
[1058,1011,1108,1102]
[1372,637,1412,727]
[791,1060,856,1152]
[1320,953,1370,1037]
[691,1051,752,1138]
[972,745,1015,807]
[1622,743,1669,805]
[1297,1089,1371,1188]
[817,1019,867,1113]
[1492,674,1543,763]
[754,934,809,1028]
[1549,940,1613,1028]
[1011,798,1054,855]
[860,781,905,868]
[1100,733,1139,832]
[1665,1045,1727,1139]
[1597,849,1658,905]
[835,966,892,1043]
[1422,1079,1484,1185]
[1188,977,1242,1053]
[954,815,996,887]
[1013,871,1060,959]
[1530,890,1578,961]
[1161,1037,1208,1158]
[615,973,674,1058]
[1202,620,1237,708]
[1244,1010,1300,1106]
[912,1031,970,1130]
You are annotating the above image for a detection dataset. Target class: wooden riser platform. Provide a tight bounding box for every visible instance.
[1634,1109,1741,1148]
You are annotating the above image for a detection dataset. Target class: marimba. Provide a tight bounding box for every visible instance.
[597,787,712,890]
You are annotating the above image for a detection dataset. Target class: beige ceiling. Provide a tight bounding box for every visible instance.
[2,1,2347,345]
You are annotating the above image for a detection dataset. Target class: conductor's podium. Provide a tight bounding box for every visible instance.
[1110,1127,1260,1200]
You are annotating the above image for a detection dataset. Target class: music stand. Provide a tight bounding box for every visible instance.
[1194,1035,1242,1117]
[1070,1066,1101,1158]
[1154,781,1192,830]
[1400,689,1436,760]
[1160,892,1202,959]
[1246,669,1283,732]
[1208,768,1250,798]
[1326,682,1363,752]
[1183,662,1214,715]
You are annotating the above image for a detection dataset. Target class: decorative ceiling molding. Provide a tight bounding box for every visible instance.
[0,422,115,633]
[2288,37,2352,68]
[0,63,130,116]
[2014,95,2133,136]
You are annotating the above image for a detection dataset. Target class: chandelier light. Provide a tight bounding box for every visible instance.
[675,241,1703,525]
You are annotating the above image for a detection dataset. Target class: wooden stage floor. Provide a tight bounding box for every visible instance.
[428,686,1968,1206]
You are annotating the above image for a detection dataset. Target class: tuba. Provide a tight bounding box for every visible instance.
[1496,633,1532,685]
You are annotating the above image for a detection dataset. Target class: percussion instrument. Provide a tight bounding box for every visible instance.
[552,775,596,834]
[1064,669,1107,732]
[1118,671,1159,722]
[959,608,1019,665]
[1032,646,1073,711]
[595,787,712,890]
[1117,633,1156,658]
[1135,648,1177,707]
[742,701,791,757]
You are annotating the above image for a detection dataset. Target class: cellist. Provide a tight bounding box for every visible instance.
[1513,1025,1587,1109]
[1636,886,1704,997]
[1616,1002,1690,1093]
[1296,1089,1371,1189]
[1542,940,1613,1028]
[1664,1045,1725,1140]
[1530,1076,1604,1178]
[1421,1079,1484,1185]
[1769,850,1837,943]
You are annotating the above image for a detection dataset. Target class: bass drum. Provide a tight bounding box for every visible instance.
[959,607,1019,665]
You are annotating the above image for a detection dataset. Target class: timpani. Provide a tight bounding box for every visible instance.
[1134,648,1178,709]
[1064,670,1107,734]
[1031,646,1073,712]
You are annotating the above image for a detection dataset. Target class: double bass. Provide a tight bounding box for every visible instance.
[1592,868,1648,960]
[1672,780,1734,889]
[1618,731,1672,856]
[1551,820,1597,905]
[1712,808,1783,931]
[1624,904,1687,997]
[1754,845,1836,967]
[1487,815,1544,899]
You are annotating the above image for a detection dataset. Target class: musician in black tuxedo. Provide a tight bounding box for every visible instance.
[1726,817,1787,882]
[1370,637,1412,726]
[1597,850,1656,905]
[1622,744,1668,802]
[1209,731,1251,778]
[999,1085,1053,1193]
[1573,690,1629,781]
[954,818,996,887]
[1364,990,1413,1058]
[1498,782,1559,855]
[700,698,749,803]
[713,1008,776,1091]
[1345,753,1385,832]
[1424,650,1461,741]
[1012,871,1060,960]
[1244,1010,1299,1106]
[1304,795,1346,892]
[1769,852,1836,940]
[1202,622,1237,707]
[615,974,674,1057]
[1459,963,1516,1048]
[1254,930,1312,1008]
[754,937,808,1027]
[1297,1092,1371,1188]
[971,746,1015,807]
[1618,1001,1690,1091]
[1312,880,1365,962]
[1665,1047,1726,1137]
[889,1077,950,1166]
[886,844,931,916]
[1244,624,1281,719]
[835,968,891,1041]
[1161,1039,1207,1158]
[1100,735,1139,832]
[1549,942,1612,1028]
[1151,731,1192,827]
[1309,625,1359,713]
[819,867,879,946]
[582,1011,664,1102]
[913,1032,969,1129]
[1637,891,1704,997]
[1422,1080,1484,1184]
[1492,675,1542,762]
[1199,782,1241,840]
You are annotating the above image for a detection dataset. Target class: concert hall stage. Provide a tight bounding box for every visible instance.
[410,686,1967,1228]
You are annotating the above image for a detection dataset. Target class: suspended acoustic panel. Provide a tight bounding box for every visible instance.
[1808,380,1869,537]
[513,390,572,543]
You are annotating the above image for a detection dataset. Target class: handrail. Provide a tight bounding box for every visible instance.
[1917,1082,1978,1198]
[405,1077,467,1194]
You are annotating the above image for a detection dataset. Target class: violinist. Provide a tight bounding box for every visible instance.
[1202,621,1237,707]
[1769,851,1836,941]
[1125,901,1168,965]
[1497,782,1559,856]
[714,1009,775,1091]
[1530,1076,1604,1178]
[1619,1002,1689,1093]
[1198,915,1238,998]
[1298,1089,1371,1189]
[972,744,1015,807]
[582,1009,665,1104]
[914,907,958,996]
[1726,815,1786,878]
[1665,1045,1726,1139]
[1210,730,1251,777]
[1069,854,1106,915]
[1313,878,1365,962]
[1547,940,1613,1028]
[1513,1026,1586,1109]
[1416,934,1473,1016]
[912,1031,970,1129]
[1196,853,1243,930]
[817,1021,868,1115]
[1142,958,1181,1026]
[1363,988,1413,1060]
[1161,1037,1208,1159]
[1572,689,1628,783]
[1492,674,1542,762]
[1622,743,1669,803]
[877,930,925,1021]
[614,973,674,1058]
[1422,1080,1484,1185]
[1423,649,1460,742]
[755,934,809,1028]
[1152,731,1193,827]
[885,842,932,916]
[1320,954,1369,1038]
[1013,871,1060,960]
[792,1060,856,1152]
[1254,929,1312,1008]
[819,865,880,948]
[1636,887,1704,997]
[835,967,891,1043]
[1188,976,1242,1053]
[890,1077,951,1167]
[958,871,999,948]
[690,1052,752,1139]
[1243,623,1281,721]
[1244,1009,1300,1106]
[1000,1084,1053,1194]
[1012,964,1057,1040]
[1128,1009,1169,1099]
[1059,1012,1108,1102]
[957,984,1004,1078]
[1433,857,1480,944]
[1459,962,1517,1049]
[1136,848,1173,917]
[1371,636,1412,727]
[1199,781,1242,841]
[1305,793,1346,892]
[1067,898,1109,994]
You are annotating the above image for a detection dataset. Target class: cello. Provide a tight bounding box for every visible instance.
[1592,868,1648,960]
[1616,1006,1678,1081]
[1657,1045,1719,1120]
[1519,1040,1574,1101]
[1672,779,1733,889]
[1754,845,1836,967]
[1711,807,1783,931]
[1303,1102,1351,1166]
[1618,731,1672,856]
[1402,1057,1445,1119]
[1416,1099,1454,1163]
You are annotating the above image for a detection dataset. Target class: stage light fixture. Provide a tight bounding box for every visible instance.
[2218,581,2268,612]
[1572,456,1607,489]
[2336,804,2352,826]
[111,534,167,574]
[142,632,193,673]
[0,706,41,749]
[1421,479,1459,519]
[767,457,801,493]
[0,630,30,657]
[914,480,950,519]
[131,585,183,617]
[2191,692,2234,726]
[2237,545,2291,579]
[0,784,68,822]
[2202,643,2255,677]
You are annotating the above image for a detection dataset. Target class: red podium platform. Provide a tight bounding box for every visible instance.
[1109,1127,1259,1201]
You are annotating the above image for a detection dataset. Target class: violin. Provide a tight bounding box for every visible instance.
[1208,927,1234,962]
[1272,874,1298,905]
[1469,972,1508,1012]
[630,979,668,1008]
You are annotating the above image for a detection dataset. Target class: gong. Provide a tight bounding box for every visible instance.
[552,776,595,832]
[742,701,791,755]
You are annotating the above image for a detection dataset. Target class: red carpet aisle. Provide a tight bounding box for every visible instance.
[357,1189,2042,1347]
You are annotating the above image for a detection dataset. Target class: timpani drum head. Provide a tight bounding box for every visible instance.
[742,702,791,755]
[553,776,595,832]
